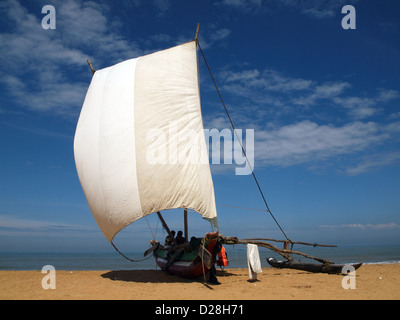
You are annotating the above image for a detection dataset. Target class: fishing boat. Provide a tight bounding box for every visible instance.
[74,24,361,280]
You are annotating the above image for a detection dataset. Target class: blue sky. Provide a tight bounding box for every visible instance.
[0,0,399,253]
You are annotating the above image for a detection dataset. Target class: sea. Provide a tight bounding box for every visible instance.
[1,244,399,271]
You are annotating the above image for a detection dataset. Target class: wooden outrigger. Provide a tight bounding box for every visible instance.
[220,236,362,274]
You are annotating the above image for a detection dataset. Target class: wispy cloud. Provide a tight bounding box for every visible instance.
[217,0,359,19]
[205,115,398,174]
[0,1,233,116]
[0,121,72,140]
[293,81,351,106]
[143,24,230,52]
[122,0,172,16]
[207,66,400,173]
[255,120,388,167]
[217,0,264,13]
[0,0,141,115]
[0,215,96,233]
[219,67,400,121]
[345,151,400,175]
[333,89,400,120]
[221,68,314,93]
[321,223,400,230]
[194,24,231,50]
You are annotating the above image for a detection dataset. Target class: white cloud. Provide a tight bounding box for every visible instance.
[0,1,232,115]
[0,1,89,67]
[217,0,263,12]
[385,121,400,133]
[293,81,351,106]
[255,120,387,167]
[206,66,400,173]
[209,28,232,44]
[280,0,352,19]
[221,68,314,93]
[218,66,400,122]
[378,89,400,102]
[125,0,172,16]
[334,96,377,118]
[197,25,231,49]
[0,0,142,115]
[56,0,142,61]
[0,215,95,232]
[333,89,400,120]
[345,151,400,175]
[204,114,400,173]
[218,0,359,19]
[1,121,72,140]
[321,223,400,229]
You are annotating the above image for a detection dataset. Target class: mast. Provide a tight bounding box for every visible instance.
[87,59,96,75]
[195,23,200,43]
[184,208,188,242]
[157,211,177,246]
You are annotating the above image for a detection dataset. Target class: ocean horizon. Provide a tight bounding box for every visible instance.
[1,244,399,271]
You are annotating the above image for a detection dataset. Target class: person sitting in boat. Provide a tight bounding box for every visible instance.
[164,230,175,248]
[175,230,185,245]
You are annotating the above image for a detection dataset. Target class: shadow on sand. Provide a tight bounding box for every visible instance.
[101,269,237,284]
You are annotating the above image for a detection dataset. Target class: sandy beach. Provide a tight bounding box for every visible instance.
[1,264,399,300]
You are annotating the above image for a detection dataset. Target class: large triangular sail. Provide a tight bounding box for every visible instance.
[74,41,217,242]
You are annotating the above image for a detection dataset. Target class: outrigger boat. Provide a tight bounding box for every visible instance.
[74,24,362,279]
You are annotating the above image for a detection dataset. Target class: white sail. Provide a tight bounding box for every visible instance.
[74,41,217,242]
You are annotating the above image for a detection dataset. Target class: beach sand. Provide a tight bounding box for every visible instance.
[1,264,399,300]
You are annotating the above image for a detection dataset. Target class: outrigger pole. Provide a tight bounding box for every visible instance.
[244,238,337,248]
[221,236,335,264]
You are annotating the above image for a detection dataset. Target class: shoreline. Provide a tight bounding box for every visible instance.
[2,260,399,272]
[1,264,399,300]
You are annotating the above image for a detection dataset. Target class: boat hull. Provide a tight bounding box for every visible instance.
[153,232,219,278]
[267,257,362,274]
[155,256,209,278]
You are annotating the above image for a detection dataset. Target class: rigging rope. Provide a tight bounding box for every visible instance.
[145,216,155,240]
[111,241,154,263]
[197,41,290,241]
